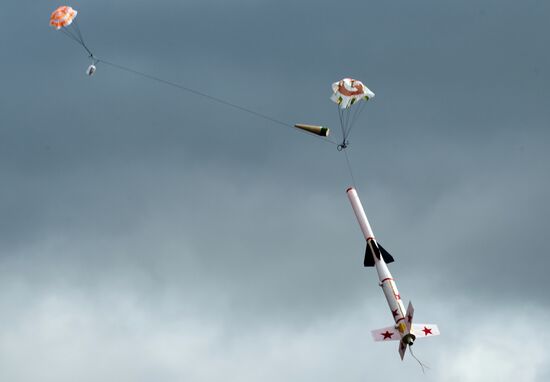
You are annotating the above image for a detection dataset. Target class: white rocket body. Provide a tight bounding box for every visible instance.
[346,187,440,360]
[347,187,406,327]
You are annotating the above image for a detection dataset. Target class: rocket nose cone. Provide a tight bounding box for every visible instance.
[346,187,355,193]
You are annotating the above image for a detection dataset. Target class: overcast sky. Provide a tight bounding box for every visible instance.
[1,0,549,381]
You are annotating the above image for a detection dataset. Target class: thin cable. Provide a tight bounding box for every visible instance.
[55,33,337,145]
[343,148,357,189]
[97,58,338,146]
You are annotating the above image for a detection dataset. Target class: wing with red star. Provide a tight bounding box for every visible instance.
[411,323,440,338]
[371,326,400,342]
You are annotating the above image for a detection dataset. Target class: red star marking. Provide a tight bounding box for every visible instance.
[422,326,433,336]
[392,308,400,318]
[381,331,394,340]
[407,314,413,323]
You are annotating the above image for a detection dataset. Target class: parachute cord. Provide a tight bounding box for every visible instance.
[71,20,95,59]
[75,27,95,59]
[337,107,348,149]
[338,107,346,137]
[82,43,94,60]
[347,104,358,137]
[95,58,339,146]
[60,27,95,59]
[343,105,351,137]
[72,20,86,48]
[338,103,365,149]
[60,28,83,46]
[409,346,430,374]
[346,101,365,141]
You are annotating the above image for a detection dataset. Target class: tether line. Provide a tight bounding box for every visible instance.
[343,148,357,189]
[96,57,338,146]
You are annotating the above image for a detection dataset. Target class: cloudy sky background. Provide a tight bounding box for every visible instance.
[1,0,549,381]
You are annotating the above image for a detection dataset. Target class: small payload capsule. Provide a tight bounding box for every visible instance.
[86,64,96,76]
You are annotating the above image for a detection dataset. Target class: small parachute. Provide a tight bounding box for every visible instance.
[331,78,374,109]
[50,5,96,68]
[50,6,77,29]
[330,78,374,150]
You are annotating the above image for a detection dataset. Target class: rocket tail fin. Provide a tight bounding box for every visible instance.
[364,242,394,267]
[405,301,414,332]
[379,244,395,263]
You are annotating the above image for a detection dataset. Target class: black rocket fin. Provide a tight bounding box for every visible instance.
[364,240,379,267]
[364,241,395,267]
[378,244,395,264]
[363,244,376,267]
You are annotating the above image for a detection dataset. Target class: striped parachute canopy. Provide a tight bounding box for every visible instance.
[50,6,78,30]
[49,5,95,60]
[331,78,375,109]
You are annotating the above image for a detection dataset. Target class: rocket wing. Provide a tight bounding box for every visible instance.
[411,324,440,338]
[371,326,400,342]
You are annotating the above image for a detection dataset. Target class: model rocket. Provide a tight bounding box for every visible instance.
[346,187,440,360]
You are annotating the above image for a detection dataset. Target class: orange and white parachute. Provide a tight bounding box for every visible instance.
[50,5,96,70]
[50,6,78,30]
[331,78,375,109]
[330,78,375,150]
